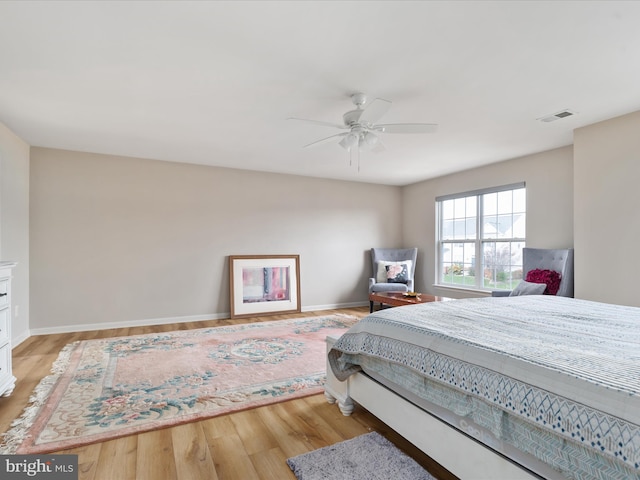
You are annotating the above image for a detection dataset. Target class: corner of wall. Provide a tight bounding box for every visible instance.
[0,122,31,344]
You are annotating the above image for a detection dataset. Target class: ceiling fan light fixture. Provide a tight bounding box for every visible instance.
[363,131,378,147]
[339,132,359,150]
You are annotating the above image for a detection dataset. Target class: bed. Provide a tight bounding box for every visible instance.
[325,295,640,480]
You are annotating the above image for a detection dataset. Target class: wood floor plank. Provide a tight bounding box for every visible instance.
[207,432,259,480]
[250,446,296,480]
[171,422,218,480]
[270,400,328,451]
[229,408,278,456]
[303,393,374,440]
[254,401,319,459]
[61,442,102,480]
[136,427,178,480]
[296,395,354,445]
[93,435,137,480]
[199,413,238,441]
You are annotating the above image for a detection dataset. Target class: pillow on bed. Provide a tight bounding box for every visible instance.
[509,280,547,296]
[385,263,408,283]
[376,260,413,283]
[525,269,562,295]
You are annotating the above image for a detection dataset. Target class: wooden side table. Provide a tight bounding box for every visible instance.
[368,291,451,313]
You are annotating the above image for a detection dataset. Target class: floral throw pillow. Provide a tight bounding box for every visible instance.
[386,263,408,283]
[376,260,413,283]
[525,269,562,295]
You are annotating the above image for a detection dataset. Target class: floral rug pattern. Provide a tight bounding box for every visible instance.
[1,314,358,454]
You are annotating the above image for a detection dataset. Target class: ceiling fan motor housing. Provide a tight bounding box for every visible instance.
[343,92,369,126]
[343,109,364,127]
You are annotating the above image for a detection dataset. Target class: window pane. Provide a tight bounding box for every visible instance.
[466,196,476,215]
[482,242,496,287]
[454,197,466,218]
[451,242,464,263]
[463,243,475,270]
[496,214,513,238]
[441,243,452,284]
[442,199,454,220]
[512,213,525,238]
[511,242,525,277]
[513,188,526,213]
[465,217,476,239]
[483,215,498,239]
[442,263,454,284]
[482,241,524,289]
[441,243,452,264]
[483,192,497,216]
[453,219,466,239]
[442,219,454,240]
[497,190,512,214]
[442,242,475,287]
[483,242,508,289]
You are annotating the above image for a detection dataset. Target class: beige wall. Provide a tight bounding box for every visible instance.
[0,122,30,344]
[30,148,402,332]
[20,108,640,333]
[574,110,640,306]
[402,146,574,298]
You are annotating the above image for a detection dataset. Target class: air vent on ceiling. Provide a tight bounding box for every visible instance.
[538,109,577,123]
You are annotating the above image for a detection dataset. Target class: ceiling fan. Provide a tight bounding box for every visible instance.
[288,92,438,168]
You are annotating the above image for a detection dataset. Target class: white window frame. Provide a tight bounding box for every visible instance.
[436,183,526,292]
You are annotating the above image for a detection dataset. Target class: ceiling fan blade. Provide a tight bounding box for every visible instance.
[358,98,392,124]
[303,132,348,148]
[376,123,438,134]
[287,117,346,129]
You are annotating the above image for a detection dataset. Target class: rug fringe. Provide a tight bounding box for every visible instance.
[0,341,79,454]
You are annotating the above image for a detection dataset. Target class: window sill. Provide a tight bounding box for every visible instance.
[432,284,494,298]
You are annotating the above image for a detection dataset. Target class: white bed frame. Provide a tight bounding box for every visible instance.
[324,335,540,480]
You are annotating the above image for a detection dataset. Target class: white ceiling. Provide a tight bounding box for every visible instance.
[1,1,640,186]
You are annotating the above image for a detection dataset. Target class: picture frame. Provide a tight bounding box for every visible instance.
[229,254,301,319]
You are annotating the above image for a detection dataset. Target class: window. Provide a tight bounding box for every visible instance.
[437,183,526,291]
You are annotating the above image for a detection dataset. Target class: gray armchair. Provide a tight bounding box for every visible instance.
[368,247,418,294]
[492,247,574,297]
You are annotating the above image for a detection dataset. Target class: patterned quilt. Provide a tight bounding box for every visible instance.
[329,296,640,480]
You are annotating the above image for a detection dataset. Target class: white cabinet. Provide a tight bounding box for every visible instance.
[0,262,16,397]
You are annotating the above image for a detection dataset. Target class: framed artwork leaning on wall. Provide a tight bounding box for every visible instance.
[229,254,301,319]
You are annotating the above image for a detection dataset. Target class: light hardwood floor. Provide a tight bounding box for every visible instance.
[0,307,457,480]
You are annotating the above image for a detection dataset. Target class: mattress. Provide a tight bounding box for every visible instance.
[328,296,640,480]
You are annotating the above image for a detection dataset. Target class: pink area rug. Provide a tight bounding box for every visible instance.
[1,314,358,454]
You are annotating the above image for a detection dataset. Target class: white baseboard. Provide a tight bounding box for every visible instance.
[20,301,369,342]
[27,312,231,337]
[12,330,31,348]
[302,301,368,312]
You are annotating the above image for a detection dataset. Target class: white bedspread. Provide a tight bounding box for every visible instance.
[329,295,640,476]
